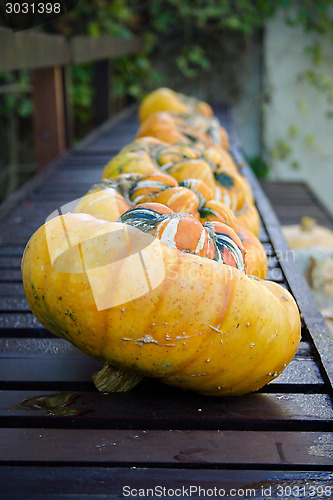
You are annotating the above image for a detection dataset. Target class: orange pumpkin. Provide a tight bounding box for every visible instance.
[163,158,218,196]
[236,200,261,237]
[138,88,230,149]
[138,87,213,122]
[129,172,178,205]
[200,200,267,279]
[237,225,267,280]
[203,220,246,272]
[178,178,215,206]
[203,146,238,176]
[214,171,247,211]
[126,204,218,261]
[183,114,230,150]
[147,187,199,219]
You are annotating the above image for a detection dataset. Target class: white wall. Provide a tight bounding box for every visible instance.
[263,13,333,215]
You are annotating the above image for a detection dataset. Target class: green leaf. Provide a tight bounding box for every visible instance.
[287,125,299,138]
[17,99,32,118]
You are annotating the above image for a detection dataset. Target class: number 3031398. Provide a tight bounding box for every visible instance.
[5,2,61,14]
[277,485,333,497]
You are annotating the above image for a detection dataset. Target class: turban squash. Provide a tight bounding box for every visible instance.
[22,204,301,397]
[75,175,267,279]
[138,88,229,149]
[102,137,260,236]
[138,87,213,123]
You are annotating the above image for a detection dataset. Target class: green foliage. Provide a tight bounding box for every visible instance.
[246,155,269,179]
[2,0,333,177]
[0,71,32,118]
[271,139,292,161]
[176,46,211,79]
[54,0,333,102]
[71,64,94,124]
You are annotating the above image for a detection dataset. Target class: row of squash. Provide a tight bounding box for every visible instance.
[22,88,301,397]
[75,89,266,279]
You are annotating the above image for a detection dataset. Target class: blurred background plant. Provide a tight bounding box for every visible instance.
[1,0,333,201]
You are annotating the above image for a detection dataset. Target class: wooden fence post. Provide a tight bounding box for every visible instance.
[31,66,67,169]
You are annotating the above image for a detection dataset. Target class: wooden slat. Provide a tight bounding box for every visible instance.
[0,313,43,330]
[0,28,143,71]
[0,468,332,500]
[0,297,30,312]
[1,388,332,431]
[261,181,333,230]
[0,28,69,71]
[0,428,332,466]
[70,36,144,64]
[0,347,324,386]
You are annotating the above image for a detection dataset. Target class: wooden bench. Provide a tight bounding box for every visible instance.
[0,105,332,498]
[261,181,333,230]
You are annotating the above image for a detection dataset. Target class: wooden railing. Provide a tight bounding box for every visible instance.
[0,27,143,169]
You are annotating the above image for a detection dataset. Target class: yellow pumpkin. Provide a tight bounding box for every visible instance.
[138,87,213,123]
[138,88,231,149]
[163,158,218,197]
[178,178,215,206]
[236,199,261,237]
[102,138,164,179]
[74,185,130,222]
[137,112,190,145]
[139,88,191,122]
[237,225,268,280]
[22,207,301,397]
[184,114,230,150]
[214,171,247,211]
[203,146,238,176]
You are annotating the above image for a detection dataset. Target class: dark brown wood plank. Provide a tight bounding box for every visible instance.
[261,181,333,229]
[0,270,22,281]
[0,428,332,466]
[0,336,312,355]
[0,468,332,500]
[0,297,30,312]
[0,349,323,386]
[0,245,25,257]
[1,388,332,431]
[0,257,21,268]
[0,28,143,71]
[0,28,69,71]
[0,313,44,332]
[32,67,67,169]
[70,36,144,64]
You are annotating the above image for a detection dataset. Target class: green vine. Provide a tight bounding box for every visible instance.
[1,0,333,193]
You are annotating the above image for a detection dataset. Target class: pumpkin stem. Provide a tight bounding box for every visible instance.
[301,216,316,232]
[92,363,144,392]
